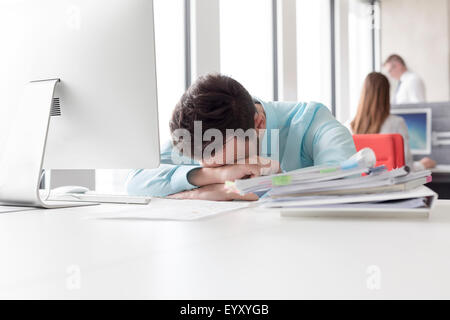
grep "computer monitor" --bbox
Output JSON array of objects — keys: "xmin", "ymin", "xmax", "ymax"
[
  {"xmin": 391, "ymin": 108, "xmax": 432, "ymax": 155},
  {"xmin": 0, "ymin": 0, "xmax": 160, "ymax": 207},
  {"xmin": 0, "ymin": 0, "xmax": 160, "ymax": 170}
]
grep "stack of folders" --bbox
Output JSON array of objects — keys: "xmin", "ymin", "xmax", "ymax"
[{"xmin": 232, "ymin": 149, "xmax": 438, "ymax": 218}]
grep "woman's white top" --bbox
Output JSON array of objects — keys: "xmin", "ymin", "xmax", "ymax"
[{"xmin": 379, "ymin": 115, "xmax": 424, "ymax": 171}]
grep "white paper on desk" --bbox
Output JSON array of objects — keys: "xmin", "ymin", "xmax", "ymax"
[
  {"xmin": 87, "ymin": 198, "xmax": 251, "ymax": 221},
  {"xmin": 0, "ymin": 206, "xmax": 37, "ymax": 214}
]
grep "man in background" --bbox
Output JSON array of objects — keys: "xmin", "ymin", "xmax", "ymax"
[{"xmin": 384, "ymin": 54, "xmax": 426, "ymax": 104}]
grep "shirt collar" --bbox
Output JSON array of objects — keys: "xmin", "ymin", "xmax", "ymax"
[
  {"xmin": 253, "ymin": 97, "xmax": 278, "ymax": 131},
  {"xmin": 253, "ymin": 97, "xmax": 278, "ymax": 158}
]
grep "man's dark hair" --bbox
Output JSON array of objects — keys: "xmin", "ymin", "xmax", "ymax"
[
  {"xmin": 169, "ymin": 73, "xmax": 257, "ymax": 157},
  {"xmin": 384, "ymin": 54, "xmax": 406, "ymax": 67}
]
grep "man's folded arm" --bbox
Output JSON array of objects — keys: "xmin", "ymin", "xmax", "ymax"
[
  {"xmin": 126, "ymin": 141, "xmax": 201, "ymax": 197},
  {"xmin": 126, "ymin": 165, "xmax": 200, "ymax": 197}
]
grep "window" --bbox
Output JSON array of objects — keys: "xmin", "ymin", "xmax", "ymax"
[
  {"xmin": 348, "ymin": 0, "xmax": 375, "ymax": 119},
  {"xmin": 220, "ymin": 0, "xmax": 274, "ymax": 101},
  {"xmin": 96, "ymin": 0, "xmax": 186, "ymax": 193},
  {"xmin": 296, "ymin": 0, "xmax": 332, "ymax": 109},
  {"xmin": 154, "ymin": 0, "xmax": 186, "ymax": 144}
]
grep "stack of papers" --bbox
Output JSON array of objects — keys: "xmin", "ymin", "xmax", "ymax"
[
  {"xmin": 231, "ymin": 149, "xmax": 437, "ymax": 217},
  {"xmin": 268, "ymin": 167, "xmax": 431, "ymax": 198}
]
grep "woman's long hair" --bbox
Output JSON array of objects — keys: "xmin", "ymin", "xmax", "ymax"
[{"xmin": 351, "ymin": 72, "xmax": 391, "ymax": 134}]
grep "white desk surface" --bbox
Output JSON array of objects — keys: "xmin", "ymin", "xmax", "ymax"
[
  {"xmin": 432, "ymin": 164, "xmax": 450, "ymax": 173},
  {"xmin": 1, "ymin": 200, "xmax": 450, "ymax": 300}
]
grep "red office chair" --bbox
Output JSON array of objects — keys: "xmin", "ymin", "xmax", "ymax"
[{"xmin": 353, "ymin": 134, "xmax": 405, "ymax": 171}]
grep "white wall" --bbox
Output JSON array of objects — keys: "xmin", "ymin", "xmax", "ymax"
[{"xmin": 381, "ymin": 0, "xmax": 450, "ymax": 102}]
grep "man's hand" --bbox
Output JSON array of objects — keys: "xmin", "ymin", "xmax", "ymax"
[
  {"xmin": 188, "ymin": 157, "xmax": 281, "ymax": 187},
  {"xmin": 167, "ymin": 184, "xmax": 259, "ymax": 202},
  {"xmin": 420, "ymin": 157, "xmax": 436, "ymax": 169},
  {"xmin": 188, "ymin": 164, "xmax": 262, "ymax": 187}
]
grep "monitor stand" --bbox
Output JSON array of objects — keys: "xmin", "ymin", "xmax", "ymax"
[{"xmin": 0, "ymin": 79, "xmax": 96, "ymax": 209}]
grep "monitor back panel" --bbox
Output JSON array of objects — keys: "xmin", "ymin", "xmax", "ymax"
[{"xmin": 0, "ymin": 0, "xmax": 160, "ymax": 170}]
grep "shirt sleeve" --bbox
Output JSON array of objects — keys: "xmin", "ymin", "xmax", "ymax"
[
  {"xmin": 126, "ymin": 141, "xmax": 200, "ymax": 197},
  {"xmin": 408, "ymin": 77, "xmax": 426, "ymax": 103},
  {"xmin": 305, "ymin": 106, "xmax": 357, "ymax": 166}
]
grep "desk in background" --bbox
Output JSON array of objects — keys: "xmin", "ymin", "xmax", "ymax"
[
  {"xmin": 429, "ymin": 165, "xmax": 450, "ymax": 199},
  {"xmin": 392, "ymin": 102, "xmax": 450, "ymax": 199}
]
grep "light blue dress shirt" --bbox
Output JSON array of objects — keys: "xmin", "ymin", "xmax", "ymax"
[{"xmin": 127, "ymin": 99, "xmax": 356, "ymax": 197}]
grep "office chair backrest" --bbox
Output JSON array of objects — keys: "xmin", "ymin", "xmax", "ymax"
[{"xmin": 353, "ymin": 134, "xmax": 405, "ymax": 170}]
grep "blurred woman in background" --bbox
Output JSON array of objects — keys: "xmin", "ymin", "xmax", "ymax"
[{"xmin": 350, "ymin": 72, "xmax": 435, "ymax": 170}]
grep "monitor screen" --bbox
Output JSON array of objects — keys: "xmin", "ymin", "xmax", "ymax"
[{"xmin": 392, "ymin": 108, "xmax": 432, "ymax": 155}]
